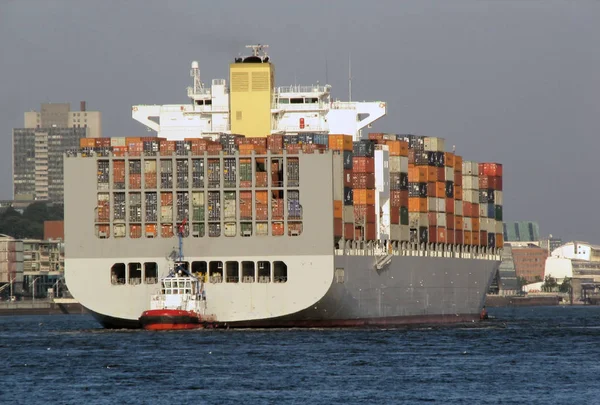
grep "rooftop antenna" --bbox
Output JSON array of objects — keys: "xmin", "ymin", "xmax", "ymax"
[
  {"xmin": 246, "ymin": 44, "xmax": 269, "ymax": 58},
  {"xmin": 348, "ymin": 52, "xmax": 352, "ymax": 102}
]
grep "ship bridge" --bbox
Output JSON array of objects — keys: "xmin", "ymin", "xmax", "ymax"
[{"xmin": 132, "ymin": 46, "xmax": 386, "ymax": 141}]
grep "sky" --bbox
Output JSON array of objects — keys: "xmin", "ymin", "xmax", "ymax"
[{"xmin": 0, "ymin": 0, "xmax": 598, "ymax": 243}]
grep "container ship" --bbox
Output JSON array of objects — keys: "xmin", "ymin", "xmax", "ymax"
[{"xmin": 64, "ymin": 45, "xmax": 503, "ymax": 328}]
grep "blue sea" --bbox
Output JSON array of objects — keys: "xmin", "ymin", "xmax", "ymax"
[{"xmin": 2, "ymin": 306, "xmax": 600, "ymax": 404}]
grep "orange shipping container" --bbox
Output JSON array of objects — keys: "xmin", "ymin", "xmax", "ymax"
[
  {"xmin": 454, "ymin": 155, "xmax": 463, "ymax": 170},
  {"xmin": 354, "ymin": 189, "xmax": 376, "ymax": 205},
  {"xmin": 145, "ymin": 224, "xmax": 157, "ymax": 237},
  {"xmin": 129, "ymin": 173, "xmax": 141, "ymax": 189},
  {"xmin": 464, "ymin": 230, "xmax": 472, "ymax": 245},
  {"xmin": 472, "ymin": 231, "xmax": 480, "ymax": 246},
  {"xmin": 334, "ymin": 200, "xmax": 343, "ymax": 219},
  {"xmin": 256, "ymin": 191, "xmax": 268, "ymax": 205},
  {"xmin": 161, "ymin": 224, "xmax": 174, "ymax": 238},
  {"xmin": 472, "ymin": 217, "xmax": 480, "ymax": 232},
  {"xmin": 445, "ymin": 153, "xmax": 455, "ymax": 168},
  {"xmin": 256, "ymin": 205, "xmax": 268, "ymax": 220},
  {"xmin": 130, "ymin": 225, "xmax": 142, "ymax": 239},
  {"xmin": 255, "ymin": 172, "xmax": 268, "ymax": 187},
  {"xmin": 79, "ymin": 138, "xmax": 96, "ymax": 148},
  {"xmin": 437, "ymin": 167, "xmax": 446, "ymax": 182},
  {"xmin": 409, "ymin": 166, "xmax": 428, "ymax": 182},
  {"xmin": 344, "ymin": 223, "xmax": 355, "ymax": 239},
  {"xmin": 455, "ymin": 216, "xmax": 464, "ymax": 230},
  {"xmin": 427, "ymin": 167, "xmax": 438, "ymax": 182},
  {"xmin": 409, "ymin": 197, "xmax": 428, "ymax": 213},
  {"xmin": 429, "ymin": 226, "xmax": 446, "ymax": 244},
  {"xmin": 113, "ymin": 161, "xmax": 125, "ymax": 183},
  {"xmin": 436, "ymin": 182, "xmax": 445, "ymax": 198},
  {"xmin": 480, "ymin": 231, "xmax": 488, "ymax": 247},
  {"xmin": 272, "ymin": 222, "xmax": 284, "ymax": 236},
  {"xmin": 454, "ymin": 185, "xmax": 462, "ymax": 200},
  {"xmin": 384, "ymin": 140, "xmax": 401, "ymax": 156},
  {"xmin": 496, "ymin": 233, "xmax": 504, "ymax": 248},
  {"xmin": 161, "ymin": 192, "xmax": 173, "ymax": 206},
  {"xmin": 328, "ymin": 134, "xmax": 353, "ymax": 151}
]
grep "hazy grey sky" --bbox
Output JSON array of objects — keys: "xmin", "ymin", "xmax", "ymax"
[{"xmin": 1, "ymin": 0, "xmax": 598, "ymax": 243}]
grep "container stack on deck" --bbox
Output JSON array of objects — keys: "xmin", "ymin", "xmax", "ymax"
[{"xmin": 85, "ymin": 132, "xmax": 502, "ymax": 249}]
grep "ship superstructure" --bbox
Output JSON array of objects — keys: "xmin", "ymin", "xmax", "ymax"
[
  {"xmin": 131, "ymin": 45, "xmax": 385, "ymax": 141},
  {"xmin": 65, "ymin": 46, "xmax": 503, "ymax": 329}
]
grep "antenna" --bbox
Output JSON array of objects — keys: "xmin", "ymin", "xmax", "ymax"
[
  {"xmin": 245, "ymin": 44, "xmax": 269, "ymax": 57},
  {"xmin": 348, "ymin": 53, "xmax": 352, "ymax": 102}
]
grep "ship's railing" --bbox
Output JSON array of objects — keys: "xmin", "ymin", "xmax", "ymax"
[
  {"xmin": 334, "ymin": 241, "xmax": 502, "ymax": 261},
  {"xmin": 276, "ymin": 85, "xmax": 329, "ymax": 94},
  {"xmin": 187, "ymin": 86, "xmax": 212, "ymax": 98}
]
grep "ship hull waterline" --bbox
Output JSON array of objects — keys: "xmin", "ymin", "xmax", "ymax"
[{"xmin": 82, "ymin": 255, "xmax": 499, "ymax": 329}]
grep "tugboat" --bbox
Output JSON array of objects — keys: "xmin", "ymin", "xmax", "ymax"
[{"xmin": 139, "ymin": 221, "xmax": 216, "ymax": 330}]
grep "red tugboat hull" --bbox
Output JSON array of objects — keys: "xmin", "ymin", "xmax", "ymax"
[{"xmin": 139, "ymin": 309, "xmax": 209, "ymax": 331}]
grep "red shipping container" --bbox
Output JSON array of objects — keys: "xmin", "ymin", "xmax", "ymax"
[
  {"xmin": 365, "ymin": 222, "xmax": 377, "ymax": 241},
  {"xmin": 129, "ymin": 173, "xmax": 141, "ymax": 189},
  {"xmin": 334, "ymin": 218, "xmax": 343, "ymax": 237},
  {"xmin": 255, "ymin": 172, "xmax": 268, "ymax": 188},
  {"xmin": 368, "ymin": 133, "xmax": 384, "ymax": 141},
  {"xmin": 428, "ymin": 212, "xmax": 437, "ymax": 227},
  {"xmin": 482, "ymin": 163, "xmax": 503, "ymax": 177},
  {"xmin": 480, "ymin": 231, "xmax": 488, "ymax": 247},
  {"xmin": 454, "ymin": 171, "xmax": 462, "ymax": 186},
  {"xmin": 268, "ymin": 135, "xmax": 284, "ymax": 151},
  {"xmin": 455, "ymin": 229, "xmax": 464, "ymax": 245},
  {"xmin": 446, "ymin": 198, "xmax": 454, "ymax": 214},
  {"xmin": 391, "ymin": 207, "xmax": 400, "ymax": 224},
  {"xmin": 446, "ymin": 230, "xmax": 455, "ymax": 244},
  {"xmin": 256, "ymin": 205, "xmax": 268, "ymax": 221},
  {"xmin": 344, "ymin": 170, "xmax": 353, "ymax": 188},
  {"xmin": 400, "ymin": 190, "xmax": 409, "ymax": 206},
  {"xmin": 272, "ymin": 222, "xmax": 284, "ymax": 236},
  {"xmin": 351, "ymin": 172, "xmax": 375, "ymax": 189},
  {"xmin": 446, "ymin": 213, "xmax": 455, "ymax": 229},
  {"xmin": 354, "ymin": 204, "xmax": 377, "ymax": 223},
  {"xmin": 390, "ymin": 190, "xmax": 403, "ymax": 207},
  {"xmin": 344, "ymin": 223, "xmax": 355, "ymax": 239},
  {"xmin": 464, "ymin": 230, "xmax": 472, "ymax": 245},
  {"xmin": 271, "ymin": 199, "xmax": 284, "ymax": 219},
  {"xmin": 352, "ymin": 157, "xmax": 375, "ymax": 173}
]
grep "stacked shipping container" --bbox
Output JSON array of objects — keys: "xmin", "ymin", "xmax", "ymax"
[{"xmin": 87, "ymin": 133, "xmax": 502, "ymax": 247}]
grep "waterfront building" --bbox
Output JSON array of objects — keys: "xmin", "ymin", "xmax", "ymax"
[
  {"xmin": 503, "ymin": 221, "xmax": 540, "ymax": 242},
  {"xmin": 13, "ymin": 102, "xmax": 102, "ymax": 202}
]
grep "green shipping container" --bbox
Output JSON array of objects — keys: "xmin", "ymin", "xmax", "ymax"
[
  {"xmin": 192, "ymin": 223, "xmax": 205, "ymax": 237},
  {"xmin": 400, "ymin": 206, "xmax": 409, "ymax": 226},
  {"xmin": 192, "ymin": 206, "xmax": 204, "ymax": 221},
  {"xmin": 495, "ymin": 205, "xmax": 503, "ymax": 221},
  {"xmin": 241, "ymin": 222, "xmax": 252, "ymax": 236},
  {"xmin": 240, "ymin": 162, "xmax": 252, "ymax": 181}
]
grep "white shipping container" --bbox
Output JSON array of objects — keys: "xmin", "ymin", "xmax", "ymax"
[
  {"xmin": 400, "ymin": 156, "xmax": 409, "ymax": 173},
  {"xmin": 389, "ymin": 156, "xmax": 401, "ymax": 173},
  {"xmin": 479, "ymin": 203, "xmax": 488, "ymax": 218},
  {"xmin": 445, "ymin": 167, "xmax": 454, "ymax": 181},
  {"xmin": 224, "ymin": 223, "xmax": 236, "ymax": 237},
  {"xmin": 463, "ymin": 175, "xmax": 479, "ymax": 191},
  {"xmin": 462, "ymin": 161, "xmax": 479, "ymax": 176},
  {"xmin": 114, "ymin": 224, "xmax": 126, "ymax": 238},
  {"xmin": 436, "ymin": 213, "xmax": 447, "ymax": 228},
  {"xmin": 223, "ymin": 200, "xmax": 236, "ymax": 220},
  {"xmin": 494, "ymin": 191, "xmax": 503, "ymax": 206},
  {"xmin": 192, "ymin": 191, "xmax": 205, "ymax": 206},
  {"xmin": 463, "ymin": 217, "xmax": 472, "ymax": 231},
  {"xmin": 495, "ymin": 221, "xmax": 503, "ymax": 234},
  {"xmin": 98, "ymin": 193, "xmax": 109, "ymax": 202},
  {"xmin": 390, "ymin": 224, "xmax": 410, "ymax": 241},
  {"xmin": 344, "ymin": 206, "xmax": 354, "ymax": 223},
  {"xmin": 424, "ymin": 136, "xmax": 445, "ymax": 152},
  {"xmin": 160, "ymin": 206, "xmax": 173, "ymax": 222},
  {"xmin": 144, "ymin": 160, "xmax": 157, "ymax": 174},
  {"xmin": 455, "ymin": 201, "xmax": 463, "ymax": 216},
  {"xmin": 111, "ymin": 137, "xmax": 126, "ymax": 147},
  {"xmin": 256, "ymin": 222, "xmax": 268, "ymax": 236},
  {"xmin": 428, "ymin": 197, "xmax": 446, "ymax": 212},
  {"xmin": 409, "ymin": 213, "xmax": 428, "ymax": 228}
]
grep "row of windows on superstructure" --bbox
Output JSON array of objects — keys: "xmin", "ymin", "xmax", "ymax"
[{"xmin": 110, "ymin": 260, "xmax": 288, "ymax": 286}]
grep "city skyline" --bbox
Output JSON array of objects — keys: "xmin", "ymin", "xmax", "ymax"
[{"xmin": 1, "ymin": 1, "xmax": 598, "ymax": 243}]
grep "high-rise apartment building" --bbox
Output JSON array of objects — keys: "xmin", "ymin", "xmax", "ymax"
[
  {"xmin": 503, "ymin": 221, "xmax": 540, "ymax": 242},
  {"xmin": 13, "ymin": 102, "xmax": 102, "ymax": 202}
]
